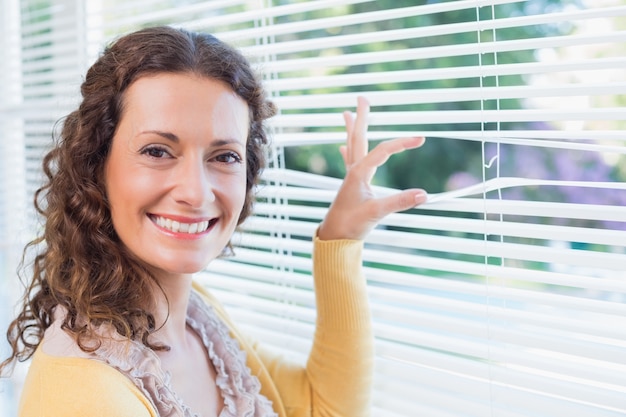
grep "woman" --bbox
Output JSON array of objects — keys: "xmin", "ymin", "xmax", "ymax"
[{"xmin": 1, "ymin": 26, "xmax": 427, "ymax": 416}]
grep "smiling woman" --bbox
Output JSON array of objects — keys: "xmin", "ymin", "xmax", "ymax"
[
  {"xmin": 2, "ymin": 1, "xmax": 626, "ymax": 416},
  {"xmin": 0, "ymin": 26, "xmax": 427, "ymax": 417}
]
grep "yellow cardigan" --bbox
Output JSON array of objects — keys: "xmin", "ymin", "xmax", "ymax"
[{"xmin": 19, "ymin": 237, "xmax": 373, "ymax": 417}]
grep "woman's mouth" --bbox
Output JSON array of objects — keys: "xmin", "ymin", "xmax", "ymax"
[{"xmin": 149, "ymin": 215, "xmax": 217, "ymax": 234}]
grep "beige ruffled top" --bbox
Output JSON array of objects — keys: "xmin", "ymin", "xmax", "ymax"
[{"xmin": 68, "ymin": 291, "xmax": 278, "ymax": 417}]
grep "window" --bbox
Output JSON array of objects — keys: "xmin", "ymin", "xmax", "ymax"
[{"xmin": 1, "ymin": 1, "xmax": 625, "ymax": 416}]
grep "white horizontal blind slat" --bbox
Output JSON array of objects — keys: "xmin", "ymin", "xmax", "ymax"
[
  {"xmin": 272, "ymin": 83, "xmax": 626, "ymax": 109},
  {"xmin": 265, "ymin": 56, "xmax": 626, "ymax": 91},
  {"xmin": 271, "ymin": 130, "xmax": 626, "ymax": 147},
  {"xmin": 270, "ymin": 108, "xmax": 626, "ymax": 126}
]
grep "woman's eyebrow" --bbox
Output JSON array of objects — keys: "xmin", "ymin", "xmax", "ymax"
[
  {"xmin": 139, "ymin": 130, "xmax": 245, "ymax": 146},
  {"xmin": 139, "ymin": 130, "xmax": 180, "ymax": 143}
]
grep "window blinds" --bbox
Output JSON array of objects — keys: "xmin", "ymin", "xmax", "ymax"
[
  {"xmin": 1, "ymin": 2, "xmax": 84, "ymax": 414},
  {"xmin": 2, "ymin": 1, "xmax": 625, "ymax": 416}
]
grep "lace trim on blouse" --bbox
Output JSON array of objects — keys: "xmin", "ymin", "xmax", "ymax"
[{"xmin": 86, "ymin": 291, "xmax": 278, "ymax": 417}]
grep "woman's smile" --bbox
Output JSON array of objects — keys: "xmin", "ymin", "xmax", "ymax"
[{"xmin": 149, "ymin": 214, "xmax": 218, "ymax": 237}]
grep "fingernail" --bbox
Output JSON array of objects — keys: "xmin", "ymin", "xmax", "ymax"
[{"xmin": 415, "ymin": 190, "xmax": 428, "ymax": 204}]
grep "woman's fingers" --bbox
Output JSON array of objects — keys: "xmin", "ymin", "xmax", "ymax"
[
  {"xmin": 368, "ymin": 136, "xmax": 425, "ymax": 165},
  {"xmin": 372, "ymin": 188, "xmax": 428, "ymax": 219},
  {"xmin": 344, "ymin": 96, "xmax": 370, "ymax": 166},
  {"xmin": 339, "ymin": 144, "xmax": 348, "ymax": 166},
  {"xmin": 342, "ymin": 111, "xmax": 354, "ymax": 138},
  {"xmin": 353, "ymin": 136, "xmax": 425, "ymax": 183}
]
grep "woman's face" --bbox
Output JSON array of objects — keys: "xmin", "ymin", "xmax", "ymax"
[{"xmin": 104, "ymin": 73, "xmax": 249, "ymax": 280}]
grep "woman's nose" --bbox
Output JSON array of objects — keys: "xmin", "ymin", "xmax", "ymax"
[{"xmin": 171, "ymin": 157, "xmax": 216, "ymax": 208}]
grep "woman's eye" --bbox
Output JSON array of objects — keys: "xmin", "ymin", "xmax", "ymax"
[
  {"xmin": 215, "ymin": 151, "xmax": 242, "ymax": 164},
  {"xmin": 141, "ymin": 146, "xmax": 170, "ymax": 159}
]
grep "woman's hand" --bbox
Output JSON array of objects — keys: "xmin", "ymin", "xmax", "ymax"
[{"xmin": 318, "ymin": 97, "xmax": 427, "ymax": 241}]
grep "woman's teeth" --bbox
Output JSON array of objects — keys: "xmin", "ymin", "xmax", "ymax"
[{"xmin": 153, "ymin": 216, "xmax": 211, "ymax": 234}]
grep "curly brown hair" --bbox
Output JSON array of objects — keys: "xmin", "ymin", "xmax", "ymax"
[{"xmin": 1, "ymin": 26, "xmax": 276, "ymax": 373}]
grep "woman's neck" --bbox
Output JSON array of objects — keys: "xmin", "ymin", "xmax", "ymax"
[{"xmin": 149, "ymin": 273, "xmax": 194, "ymax": 351}]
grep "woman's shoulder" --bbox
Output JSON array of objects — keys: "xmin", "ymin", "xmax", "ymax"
[
  {"xmin": 21, "ymin": 350, "xmax": 155, "ymax": 417},
  {"xmin": 34, "ymin": 307, "xmax": 149, "ymax": 393},
  {"xmin": 33, "ymin": 312, "xmax": 138, "ymax": 387},
  {"xmin": 29, "ymin": 342, "xmax": 128, "ymax": 382},
  {"xmin": 22, "ymin": 328, "xmax": 156, "ymax": 417}
]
